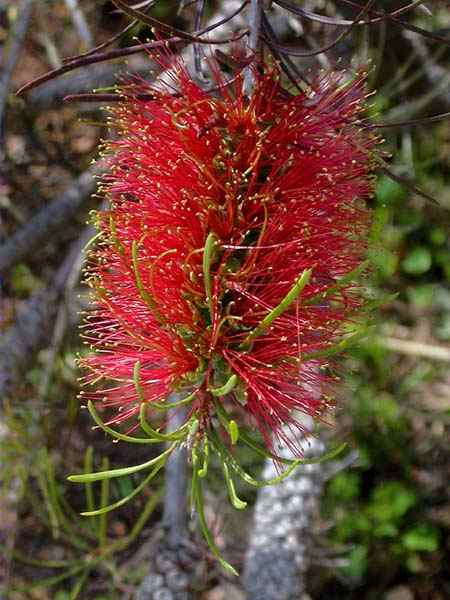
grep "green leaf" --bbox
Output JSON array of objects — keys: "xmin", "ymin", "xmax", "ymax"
[
  {"xmin": 210, "ymin": 430, "xmax": 346, "ymax": 488},
  {"xmin": 340, "ymin": 544, "xmax": 368, "ymax": 580},
  {"xmin": 98, "ymin": 457, "xmax": 109, "ymax": 547},
  {"xmin": 373, "ymin": 522, "xmax": 398, "ymax": 538},
  {"xmin": 198, "ymin": 439, "xmax": 209, "ymax": 478},
  {"xmin": 242, "ymin": 269, "xmax": 312, "ymax": 344},
  {"xmin": 68, "ymin": 444, "xmax": 175, "ymax": 483},
  {"xmin": 203, "ymin": 232, "xmax": 219, "ymax": 317},
  {"xmin": 368, "ymin": 482, "xmax": 416, "ymax": 522},
  {"xmin": 406, "ymin": 284, "xmax": 434, "ymax": 309},
  {"xmin": 406, "ymin": 553, "xmax": 424, "ymax": 573},
  {"xmin": 88, "ymin": 401, "xmax": 159, "ymax": 444},
  {"xmin": 401, "ymin": 525, "xmax": 439, "ymax": 552},
  {"xmin": 368, "ymin": 247, "xmax": 398, "ymax": 278},
  {"xmin": 134, "ymin": 361, "xmax": 198, "ymax": 411},
  {"xmin": 81, "ymin": 460, "xmax": 164, "ymax": 516},
  {"xmin": 334, "ymin": 513, "xmax": 371, "ymax": 541},
  {"xmin": 151, "ymin": 389, "xmax": 199, "ymax": 411},
  {"xmin": 222, "ymin": 461, "xmax": 247, "ymax": 510},
  {"xmin": 327, "ymin": 472, "xmax": 361, "ymax": 502},
  {"xmin": 131, "ymin": 240, "xmax": 156, "ymax": 309},
  {"xmin": 376, "ymin": 176, "xmax": 405, "ymax": 205},
  {"xmin": 401, "ymin": 247, "xmax": 432, "ymax": 275},
  {"xmin": 68, "ymin": 568, "xmax": 90, "ymax": 600},
  {"xmin": 209, "ymin": 373, "xmax": 238, "ymax": 397},
  {"xmin": 40, "ymin": 449, "xmax": 89, "ymax": 551},
  {"xmin": 305, "ymin": 262, "xmax": 367, "ymax": 305},
  {"xmin": 139, "ymin": 403, "xmax": 191, "ymax": 441},
  {"xmin": 429, "ymin": 226, "xmax": 446, "ymax": 246},
  {"xmin": 83, "ymin": 446, "xmax": 97, "ymax": 530},
  {"xmin": 191, "ymin": 454, "xmax": 238, "ymax": 576},
  {"xmin": 300, "ymin": 329, "xmax": 370, "ymax": 362},
  {"xmin": 229, "ymin": 420, "xmax": 239, "ymax": 445},
  {"xmin": 214, "ymin": 399, "xmax": 346, "ymax": 466},
  {"xmin": 11, "ymin": 263, "xmax": 43, "ymax": 296},
  {"xmin": 82, "ymin": 230, "xmax": 102, "ymax": 252}
]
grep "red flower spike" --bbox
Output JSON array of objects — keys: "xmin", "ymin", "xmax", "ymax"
[{"xmin": 80, "ymin": 61, "xmax": 376, "ymax": 451}]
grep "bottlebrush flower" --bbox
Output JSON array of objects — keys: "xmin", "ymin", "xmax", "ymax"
[{"xmin": 80, "ymin": 61, "xmax": 376, "ymax": 452}]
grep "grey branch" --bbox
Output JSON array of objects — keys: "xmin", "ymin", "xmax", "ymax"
[
  {"xmin": 0, "ymin": 224, "xmax": 93, "ymax": 401},
  {"xmin": 0, "ymin": 166, "xmax": 99, "ymax": 273},
  {"xmin": 163, "ymin": 396, "xmax": 189, "ymax": 550},
  {"xmin": 135, "ymin": 395, "xmax": 194, "ymax": 600},
  {"xmin": 243, "ymin": 417, "xmax": 326, "ymax": 600}
]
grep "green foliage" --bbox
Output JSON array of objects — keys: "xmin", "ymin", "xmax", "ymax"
[
  {"xmin": 10, "ymin": 263, "xmax": 43, "ymax": 296},
  {"xmin": 401, "ymin": 247, "xmax": 432, "ymax": 275},
  {"xmin": 401, "ymin": 525, "xmax": 440, "ymax": 553},
  {"xmin": 323, "ymin": 124, "xmax": 449, "ymax": 592},
  {"xmin": 7, "ymin": 443, "xmax": 162, "ymax": 598}
]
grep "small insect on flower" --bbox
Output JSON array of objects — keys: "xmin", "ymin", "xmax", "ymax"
[{"xmin": 79, "ymin": 58, "xmax": 377, "ymax": 455}]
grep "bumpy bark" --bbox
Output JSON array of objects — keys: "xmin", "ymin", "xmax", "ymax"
[
  {"xmin": 135, "ymin": 531, "xmax": 202, "ymax": 600},
  {"xmin": 243, "ymin": 418, "xmax": 325, "ymax": 600}
]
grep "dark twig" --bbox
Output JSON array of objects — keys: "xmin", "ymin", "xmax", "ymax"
[
  {"xmin": 16, "ymin": 39, "xmax": 183, "ymax": 97},
  {"xmin": 26, "ymin": 57, "xmax": 152, "ymax": 108},
  {"xmin": 334, "ymin": 0, "xmax": 450, "ymax": 45},
  {"xmin": 261, "ymin": 11, "xmax": 309, "ymax": 91},
  {"xmin": 62, "ymin": 20, "xmax": 139, "ymax": 64},
  {"xmin": 274, "ymin": 0, "xmax": 430, "ymax": 27},
  {"xmin": 112, "ymin": 0, "xmax": 247, "ymax": 45},
  {"xmin": 17, "ymin": 1, "xmax": 249, "ymax": 98},
  {"xmin": 263, "ymin": 0, "xmax": 377, "ymax": 58},
  {"xmin": 379, "ymin": 165, "xmax": 440, "ymax": 206},
  {"xmin": 0, "ymin": 166, "xmax": 99, "ymax": 273},
  {"xmin": 369, "ymin": 111, "xmax": 450, "ymax": 129}
]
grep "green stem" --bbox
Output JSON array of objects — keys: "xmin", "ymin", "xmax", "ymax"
[
  {"xmin": 203, "ymin": 232, "xmax": 218, "ymax": 318},
  {"xmin": 68, "ymin": 444, "xmax": 176, "ymax": 483},
  {"xmin": 242, "ymin": 269, "xmax": 312, "ymax": 345}
]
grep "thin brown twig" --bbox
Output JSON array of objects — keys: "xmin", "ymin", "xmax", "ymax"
[
  {"xmin": 334, "ymin": 0, "xmax": 450, "ymax": 45},
  {"xmin": 274, "ymin": 0, "xmax": 431, "ymax": 27},
  {"xmin": 16, "ymin": 1, "xmax": 250, "ymax": 97},
  {"xmin": 263, "ymin": 0, "xmax": 378, "ymax": 58},
  {"xmin": 368, "ymin": 111, "xmax": 450, "ymax": 129}
]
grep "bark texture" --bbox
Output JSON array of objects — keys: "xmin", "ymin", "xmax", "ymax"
[{"xmin": 243, "ymin": 419, "xmax": 325, "ymax": 600}]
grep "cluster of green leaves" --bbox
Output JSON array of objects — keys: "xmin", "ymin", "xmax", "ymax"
[
  {"xmin": 0, "ymin": 351, "xmax": 163, "ymax": 599},
  {"xmin": 321, "ymin": 131, "xmax": 449, "ymax": 594},
  {"xmin": 322, "ymin": 339, "xmax": 444, "ymax": 589},
  {"xmin": 12, "ymin": 447, "xmax": 162, "ymax": 599}
]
